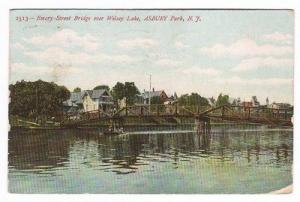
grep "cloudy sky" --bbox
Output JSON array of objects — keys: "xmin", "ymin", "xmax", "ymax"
[{"xmin": 10, "ymin": 10, "xmax": 294, "ymax": 104}]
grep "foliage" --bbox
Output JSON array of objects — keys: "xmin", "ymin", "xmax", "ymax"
[
  {"xmin": 9, "ymin": 80, "xmax": 70, "ymax": 120},
  {"xmin": 178, "ymin": 93, "xmax": 209, "ymax": 106},
  {"xmin": 93, "ymin": 85, "xmax": 110, "ymax": 92},
  {"xmin": 111, "ymin": 82, "xmax": 140, "ymax": 106},
  {"xmin": 73, "ymin": 87, "xmax": 81, "ymax": 92},
  {"xmin": 112, "ymin": 82, "xmax": 125, "ymax": 101},
  {"xmin": 216, "ymin": 93, "xmax": 230, "ymax": 106}
]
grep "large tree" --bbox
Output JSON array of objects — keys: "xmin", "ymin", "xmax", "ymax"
[
  {"xmin": 178, "ymin": 93, "xmax": 209, "ymax": 106},
  {"xmin": 111, "ymin": 82, "xmax": 125, "ymax": 101},
  {"xmin": 216, "ymin": 93, "xmax": 230, "ymax": 107},
  {"xmin": 124, "ymin": 82, "xmax": 140, "ymax": 105},
  {"xmin": 93, "ymin": 85, "xmax": 110, "ymax": 91},
  {"xmin": 111, "ymin": 82, "xmax": 140, "ymax": 106},
  {"xmin": 9, "ymin": 80, "xmax": 70, "ymax": 120}
]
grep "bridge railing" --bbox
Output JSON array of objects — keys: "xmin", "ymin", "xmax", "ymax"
[
  {"xmin": 216, "ymin": 105, "xmax": 293, "ymax": 121},
  {"xmin": 62, "ymin": 104, "xmax": 293, "ymax": 126},
  {"xmin": 117, "ymin": 104, "xmax": 176, "ymax": 116},
  {"xmin": 62, "ymin": 109, "xmax": 112, "ymax": 124},
  {"xmin": 114, "ymin": 104, "xmax": 212, "ymax": 117}
]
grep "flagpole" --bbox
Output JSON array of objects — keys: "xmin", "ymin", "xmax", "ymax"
[{"xmin": 149, "ymin": 74, "xmax": 151, "ymax": 113}]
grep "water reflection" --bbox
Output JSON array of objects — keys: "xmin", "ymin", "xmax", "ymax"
[{"xmin": 9, "ymin": 125, "xmax": 293, "ymax": 176}]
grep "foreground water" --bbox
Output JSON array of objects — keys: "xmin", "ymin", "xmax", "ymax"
[{"xmin": 8, "ymin": 124, "xmax": 293, "ymax": 194}]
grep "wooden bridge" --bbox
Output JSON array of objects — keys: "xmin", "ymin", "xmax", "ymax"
[{"xmin": 62, "ymin": 104, "xmax": 293, "ymax": 128}]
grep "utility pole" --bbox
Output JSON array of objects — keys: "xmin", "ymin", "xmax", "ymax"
[
  {"xmin": 149, "ymin": 74, "xmax": 151, "ymax": 113},
  {"xmin": 35, "ymin": 88, "xmax": 38, "ymax": 122}
]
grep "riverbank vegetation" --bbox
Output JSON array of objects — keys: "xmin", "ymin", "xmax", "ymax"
[
  {"xmin": 9, "ymin": 80, "xmax": 234, "ymax": 127},
  {"xmin": 9, "ymin": 80, "xmax": 70, "ymax": 124}
]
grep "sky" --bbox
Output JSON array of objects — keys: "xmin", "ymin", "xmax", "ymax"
[{"xmin": 9, "ymin": 9, "xmax": 294, "ymax": 104}]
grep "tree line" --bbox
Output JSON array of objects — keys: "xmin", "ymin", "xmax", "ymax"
[
  {"xmin": 9, "ymin": 80, "xmax": 70, "ymax": 122},
  {"xmin": 9, "ymin": 80, "xmax": 230, "ymax": 120}
]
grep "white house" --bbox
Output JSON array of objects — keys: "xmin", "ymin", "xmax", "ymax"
[{"xmin": 63, "ymin": 89, "xmax": 114, "ymax": 113}]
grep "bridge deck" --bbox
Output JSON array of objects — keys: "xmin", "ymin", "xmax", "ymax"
[{"xmin": 62, "ymin": 104, "xmax": 293, "ymax": 127}]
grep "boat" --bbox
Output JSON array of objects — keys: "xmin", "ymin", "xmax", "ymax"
[
  {"xmin": 102, "ymin": 127, "xmax": 124, "ymax": 136},
  {"xmin": 103, "ymin": 131, "xmax": 121, "ymax": 136}
]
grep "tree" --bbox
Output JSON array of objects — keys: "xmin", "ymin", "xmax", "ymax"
[
  {"xmin": 111, "ymin": 82, "xmax": 140, "ymax": 106},
  {"xmin": 232, "ymin": 99, "xmax": 237, "ymax": 106},
  {"xmin": 9, "ymin": 80, "xmax": 70, "ymax": 121},
  {"xmin": 124, "ymin": 82, "xmax": 140, "ymax": 105},
  {"xmin": 73, "ymin": 87, "xmax": 81, "ymax": 92},
  {"xmin": 178, "ymin": 93, "xmax": 209, "ymax": 106},
  {"xmin": 216, "ymin": 93, "xmax": 230, "ymax": 107},
  {"xmin": 93, "ymin": 85, "xmax": 110, "ymax": 91},
  {"xmin": 112, "ymin": 82, "xmax": 125, "ymax": 101}
]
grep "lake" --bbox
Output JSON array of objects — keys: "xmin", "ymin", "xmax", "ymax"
[{"xmin": 8, "ymin": 124, "xmax": 293, "ymax": 194}]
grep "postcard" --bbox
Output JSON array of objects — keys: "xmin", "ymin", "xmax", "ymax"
[{"xmin": 8, "ymin": 9, "xmax": 294, "ymax": 194}]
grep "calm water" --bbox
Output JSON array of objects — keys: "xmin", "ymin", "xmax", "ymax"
[{"xmin": 8, "ymin": 124, "xmax": 293, "ymax": 194}]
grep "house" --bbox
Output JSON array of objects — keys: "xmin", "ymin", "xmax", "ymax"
[
  {"xmin": 164, "ymin": 92, "xmax": 178, "ymax": 105},
  {"xmin": 141, "ymin": 88, "xmax": 168, "ymax": 104},
  {"xmin": 63, "ymin": 91, "xmax": 84, "ymax": 114},
  {"xmin": 270, "ymin": 102, "xmax": 293, "ymax": 118},
  {"xmin": 241, "ymin": 101, "xmax": 253, "ymax": 108},
  {"xmin": 63, "ymin": 89, "xmax": 114, "ymax": 113},
  {"xmin": 271, "ymin": 102, "xmax": 292, "ymax": 109}
]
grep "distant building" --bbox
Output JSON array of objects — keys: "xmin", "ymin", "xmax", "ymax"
[
  {"xmin": 241, "ymin": 101, "xmax": 253, "ymax": 108},
  {"xmin": 164, "ymin": 92, "xmax": 178, "ymax": 105},
  {"xmin": 231, "ymin": 97, "xmax": 241, "ymax": 106},
  {"xmin": 271, "ymin": 102, "xmax": 292, "ymax": 109},
  {"xmin": 141, "ymin": 88, "xmax": 168, "ymax": 104},
  {"xmin": 266, "ymin": 97, "xmax": 269, "ymax": 106},
  {"xmin": 63, "ymin": 89, "xmax": 114, "ymax": 113}
]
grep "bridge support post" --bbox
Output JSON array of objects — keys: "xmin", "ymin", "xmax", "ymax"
[
  {"xmin": 221, "ymin": 106, "xmax": 225, "ymax": 118},
  {"xmin": 285, "ymin": 109, "xmax": 287, "ymax": 120},
  {"xmin": 108, "ymin": 118, "xmax": 124, "ymax": 134},
  {"xmin": 195, "ymin": 118, "xmax": 211, "ymax": 135}
]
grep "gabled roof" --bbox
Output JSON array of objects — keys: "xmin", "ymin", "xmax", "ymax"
[
  {"xmin": 91, "ymin": 89, "xmax": 109, "ymax": 98},
  {"xmin": 142, "ymin": 90, "xmax": 165, "ymax": 99},
  {"xmin": 65, "ymin": 89, "xmax": 111, "ymax": 106},
  {"xmin": 70, "ymin": 92, "xmax": 84, "ymax": 104}
]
